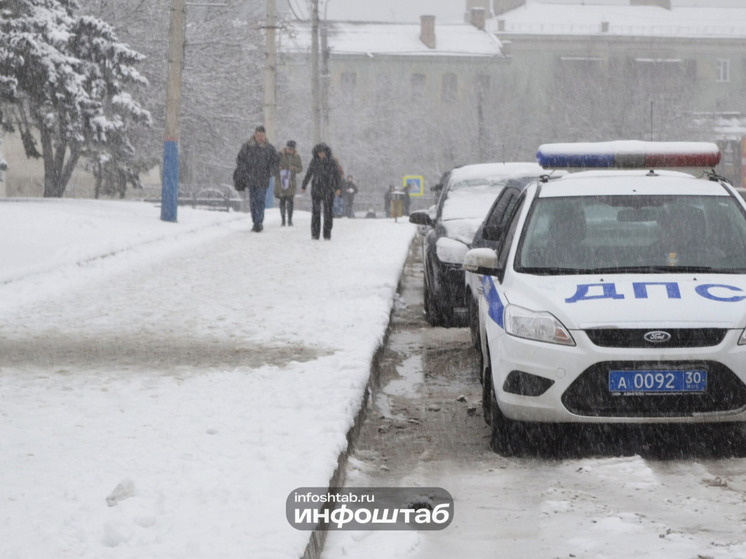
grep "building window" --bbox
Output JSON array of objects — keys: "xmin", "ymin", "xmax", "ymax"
[
  {"xmin": 411, "ymin": 73, "xmax": 426, "ymax": 100},
  {"xmin": 632, "ymin": 58, "xmax": 688, "ymax": 87},
  {"xmin": 716, "ymin": 59, "xmax": 730, "ymax": 83},
  {"xmin": 340, "ymin": 71, "xmax": 356, "ymax": 104},
  {"xmin": 441, "ymin": 72, "xmax": 457, "ymax": 103},
  {"xmin": 375, "ymin": 72, "xmax": 393, "ymax": 110}
]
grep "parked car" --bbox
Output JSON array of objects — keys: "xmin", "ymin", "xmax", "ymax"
[
  {"xmin": 465, "ymin": 141, "xmax": 746, "ymax": 455},
  {"xmin": 409, "ymin": 162, "xmax": 546, "ymax": 326}
]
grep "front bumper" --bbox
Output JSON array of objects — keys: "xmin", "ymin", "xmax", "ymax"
[
  {"xmin": 432, "ymin": 260, "xmax": 467, "ymax": 312},
  {"xmin": 488, "ymin": 327, "xmax": 746, "ymax": 424}
]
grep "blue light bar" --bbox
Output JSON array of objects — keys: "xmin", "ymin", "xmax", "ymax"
[{"xmin": 537, "ymin": 141, "xmax": 721, "ymax": 169}]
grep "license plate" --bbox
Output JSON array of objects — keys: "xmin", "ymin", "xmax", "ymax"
[{"xmin": 609, "ymin": 369, "xmax": 707, "ymax": 393}]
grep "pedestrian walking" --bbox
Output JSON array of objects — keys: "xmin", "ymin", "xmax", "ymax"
[
  {"xmin": 384, "ymin": 185, "xmax": 395, "ymax": 218},
  {"xmin": 342, "ymin": 175, "xmax": 358, "ymax": 218},
  {"xmin": 402, "ymin": 181, "xmax": 412, "ymax": 216},
  {"xmin": 234, "ymin": 125, "xmax": 278, "ymax": 232},
  {"xmin": 300, "ymin": 143, "xmax": 343, "ymax": 240},
  {"xmin": 274, "ymin": 140, "xmax": 303, "ymax": 226}
]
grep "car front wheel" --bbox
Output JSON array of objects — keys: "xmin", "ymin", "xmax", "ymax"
[
  {"xmin": 489, "ymin": 377, "xmax": 524, "ymax": 456},
  {"xmin": 468, "ymin": 293, "xmax": 480, "ymax": 350}
]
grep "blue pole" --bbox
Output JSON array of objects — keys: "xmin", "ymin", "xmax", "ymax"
[
  {"xmin": 161, "ymin": 0, "xmax": 186, "ymax": 223},
  {"xmin": 161, "ymin": 140, "xmax": 179, "ymax": 222}
]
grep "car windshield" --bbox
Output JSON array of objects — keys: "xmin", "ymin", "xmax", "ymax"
[
  {"xmin": 515, "ymin": 194, "xmax": 746, "ymax": 274},
  {"xmin": 441, "ymin": 176, "xmax": 534, "ymax": 221}
]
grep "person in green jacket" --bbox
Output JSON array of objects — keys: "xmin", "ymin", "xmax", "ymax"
[{"xmin": 274, "ymin": 140, "xmax": 303, "ymax": 226}]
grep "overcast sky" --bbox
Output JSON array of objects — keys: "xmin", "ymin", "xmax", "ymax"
[{"xmin": 282, "ymin": 0, "xmax": 746, "ymax": 23}]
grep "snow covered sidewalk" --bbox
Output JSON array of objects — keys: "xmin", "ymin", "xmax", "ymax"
[{"xmin": 0, "ymin": 199, "xmax": 416, "ymax": 559}]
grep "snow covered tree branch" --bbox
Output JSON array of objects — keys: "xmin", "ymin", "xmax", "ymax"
[{"xmin": 0, "ymin": 0, "xmax": 151, "ymax": 197}]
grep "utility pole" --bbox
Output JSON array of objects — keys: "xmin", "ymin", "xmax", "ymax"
[
  {"xmin": 320, "ymin": 23, "xmax": 329, "ymax": 140},
  {"xmin": 264, "ymin": 0, "xmax": 277, "ymax": 140},
  {"xmin": 161, "ymin": 0, "xmax": 187, "ymax": 223},
  {"xmin": 311, "ymin": 0, "xmax": 320, "ymax": 145}
]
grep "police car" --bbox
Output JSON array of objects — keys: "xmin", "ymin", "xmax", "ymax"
[{"xmin": 464, "ymin": 141, "xmax": 746, "ymax": 454}]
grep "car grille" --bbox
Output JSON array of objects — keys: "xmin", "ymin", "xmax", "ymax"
[
  {"xmin": 561, "ymin": 361, "xmax": 746, "ymax": 418},
  {"xmin": 584, "ymin": 328, "xmax": 727, "ymax": 348}
]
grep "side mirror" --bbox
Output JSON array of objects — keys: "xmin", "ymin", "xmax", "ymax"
[
  {"xmin": 482, "ymin": 224, "xmax": 504, "ymax": 242},
  {"xmin": 464, "ymin": 248, "xmax": 500, "ymax": 275},
  {"xmin": 409, "ymin": 211, "xmax": 433, "ymax": 227}
]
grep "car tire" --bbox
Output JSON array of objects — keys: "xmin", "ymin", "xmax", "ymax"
[
  {"xmin": 439, "ymin": 305, "xmax": 456, "ymax": 328},
  {"xmin": 468, "ymin": 293, "xmax": 480, "ymax": 350},
  {"xmin": 423, "ymin": 277, "xmax": 443, "ymax": 326},
  {"xmin": 489, "ymin": 378, "xmax": 523, "ymax": 456},
  {"xmin": 481, "ymin": 344, "xmax": 491, "ymax": 424}
]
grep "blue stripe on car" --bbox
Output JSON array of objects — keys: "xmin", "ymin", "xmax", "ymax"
[{"xmin": 481, "ymin": 276, "xmax": 504, "ymax": 328}]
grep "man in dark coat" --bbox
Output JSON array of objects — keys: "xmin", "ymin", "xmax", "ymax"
[
  {"xmin": 234, "ymin": 125, "xmax": 278, "ymax": 232},
  {"xmin": 341, "ymin": 174, "xmax": 358, "ymax": 218},
  {"xmin": 301, "ymin": 143, "xmax": 342, "ymax": 240}
]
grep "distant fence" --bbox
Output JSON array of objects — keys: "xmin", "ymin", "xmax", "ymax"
[
  {"xmin": 144, "ymin": 184, "xmax": 437, "ymax": 217},
  {"xmin": 290, "ymin": 189, "xmax": 436, "ymax": 217}
]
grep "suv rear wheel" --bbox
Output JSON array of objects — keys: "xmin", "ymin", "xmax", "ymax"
[{"xmin": 423, "ymin": 277, "xmax": 444, "ymax": 326}]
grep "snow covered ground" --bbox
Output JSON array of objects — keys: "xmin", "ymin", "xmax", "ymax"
[
  {"xmin": 0, "ymin": 199, "xmax": 416, "ymax": 559},
  {"xmin": 325, "ymin": 451, "xmax": 746, "ymax": 559},
  {"xmin": 4, "ymin": 198, "xmax": 746, "ymax": 559}
]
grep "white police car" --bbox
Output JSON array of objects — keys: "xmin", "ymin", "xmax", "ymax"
[{"xmin": 464, "ymin": 141, "xmax": 746, "ymax": 454}]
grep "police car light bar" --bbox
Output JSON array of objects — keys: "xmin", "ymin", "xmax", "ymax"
[{"xmin": 536, "ymin": 140, "xmax": 721, "ymax": 169}]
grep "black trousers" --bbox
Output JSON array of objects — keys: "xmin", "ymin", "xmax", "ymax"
[
  {"xmin": 279, "ymin": 196, "xmax": 294, "ymax": 222},
  {"xmin": 311, "ymin": 192, "xmax": 334, "ymax": 239}
]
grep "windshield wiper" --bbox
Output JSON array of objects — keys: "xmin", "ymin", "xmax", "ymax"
[
  {"xmin": 519, "ymin": 265, "xmax": 735, "ymax": 275},
  {"xmin": 518, "ymin": 267, "xmax": 589, "ymax": 275},
  {"xmin": 583, "ymin": 265, "xmax": 719, "ymax": 274}
]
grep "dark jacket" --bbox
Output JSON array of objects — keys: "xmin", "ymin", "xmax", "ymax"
[
  {"xmin": 274, "ymin": 148, "xmax": 303, "ymax": 198},
  {"xmin": 235, "ymin": 138, "xmax": 278, "ymax": 191},
  {"xmin": 301, "ymin": 143, "xmax": 342, "ymax": 199},
  {"xmin": 342, "ymin": 178, "xmax": 358, "ymax": 196}
]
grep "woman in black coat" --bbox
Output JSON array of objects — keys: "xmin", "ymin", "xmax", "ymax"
[{"xmin": 301, "ymin": 143, "xmax": 342, "ymax": 240}]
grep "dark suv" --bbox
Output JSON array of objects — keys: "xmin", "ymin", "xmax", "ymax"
[{"xmin": 409, "ymin": 162, "xmax": 545, "ymax": 326}]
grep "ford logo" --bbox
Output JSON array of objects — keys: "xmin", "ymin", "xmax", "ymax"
[{"xmin": 644, "ymin": 331, "xmax": 672, "ymax": 343}]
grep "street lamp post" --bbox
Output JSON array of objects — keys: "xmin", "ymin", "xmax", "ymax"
[
  {"xmin": 311, "ymin": 0, "xmax": 320, "ymax": 145},
  {"xmin": 264, "ymin": 0, "xmax": 277, "ymax": 140}
]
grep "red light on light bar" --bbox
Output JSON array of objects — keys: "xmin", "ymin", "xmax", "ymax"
[{"xmin": 645, "ymin": 151, "xmax": 721, "ymax": 168}]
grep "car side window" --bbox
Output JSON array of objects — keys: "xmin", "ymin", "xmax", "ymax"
[
  {"xmin": 498, "ymin": 193, "xmax": 522, "ymax": 230},
  {"xmin": 484, "ymin": 190, "xmax": 516, "ymax": 229},
  {"xmin": 496, "ymin": 195, "xmax": 526, "ymax": 276},
  {"xmin": 434, "ymin": 179, "xmax": 451, "ymax": 221}
]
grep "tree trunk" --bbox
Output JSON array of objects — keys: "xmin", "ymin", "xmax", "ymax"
[
  {"xmin": 94, "ymin": 161, "xmax": 103, "ymax": 199},
  {"xmin": 39, "ymin": 125, "xmax": 80, "ymax": 198}
]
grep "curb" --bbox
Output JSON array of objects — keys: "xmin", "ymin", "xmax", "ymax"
[{"xmin": 301, "ymin": 236, "xmax": 417, "ymax": 559}]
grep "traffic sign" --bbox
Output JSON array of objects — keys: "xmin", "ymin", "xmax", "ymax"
[{"xmin": 403, "ymin": 175, "xmax": 424, "ymax": 197}]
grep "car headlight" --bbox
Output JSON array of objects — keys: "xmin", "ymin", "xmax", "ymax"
[
  {"xmin": 739, "ymin": 329, "xmax": 746, "ymax": 346},
  {"xmin": 435, "ymin": 236, "xmax": 469, "ymax": 265},
  {"xmin": 504, "ymin": 304, "xmax": 575, "ymax": 346}
]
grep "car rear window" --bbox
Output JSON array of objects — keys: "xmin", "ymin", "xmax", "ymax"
[{"xmin": 441, "ymin": 177, "xmax": 534, "ymax": 221}]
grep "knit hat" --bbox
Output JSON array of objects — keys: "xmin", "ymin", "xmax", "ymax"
[{"xmin": 287, "ymin": 140, "xmax": 296, "ymax": 148}]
